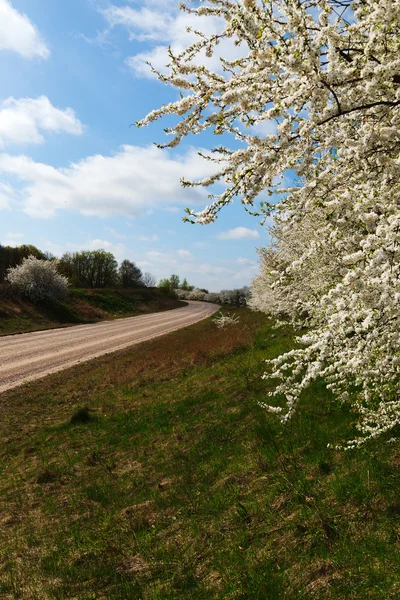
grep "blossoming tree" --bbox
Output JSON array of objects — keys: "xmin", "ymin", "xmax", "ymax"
[
  {"xmin": 138, "ymin": 0, "xmax": 400, "ymax": 447},
  {"xmin": 7, "ymin": 256, "xmax": 69, "ymax": 303}
]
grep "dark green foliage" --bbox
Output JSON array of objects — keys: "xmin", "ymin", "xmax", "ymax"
[
  {"xmin": 118, "ymin": 259, "xmax": 143, "ymax": 288},
  {"xmin": 158, "ymin": 275, "xmax": 180, "ymax": 296},
  {"xmin": 58, "ymin": 250, "xmax": 118, "ymax": 288},
  {"xmin": 158, "ymin": 274, "xmax": 179, "ymax": 293},
  {"xmin": 72, "ymin": 288, "xmax": 140, "ymax": 313},
  {"xmin": 180, "ymin": 277, "xmax": 194, "ymax": 291},
  {"xmin": 0, "ymin": 243, "xmax": 48, "ymax": 283}
]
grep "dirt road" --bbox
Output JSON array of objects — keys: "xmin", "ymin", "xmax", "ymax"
[{"xmin": 0, "ymin": 301, "xmax": 219, "ymax": 394}]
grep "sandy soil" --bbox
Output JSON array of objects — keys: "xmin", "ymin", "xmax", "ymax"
[{"xmin": 0, "ymin": 301, "xmax": 219, "ymax": 394}]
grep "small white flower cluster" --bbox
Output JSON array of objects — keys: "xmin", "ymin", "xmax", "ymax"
[
  {"xmin": 139, "ymin": 0, "xmax": 400, "ymax": 447},
  {"xmin": 212, "ymin": 311, "xmax": 240, "ymax": 329},
  {"xmin": 6, "ymin": 255, "xmax": 69, "ymax": 302}
]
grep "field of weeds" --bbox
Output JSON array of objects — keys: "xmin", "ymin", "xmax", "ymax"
[{"xmin": 1, "ymin": 308, "xmax": 399, "ymax": 599}]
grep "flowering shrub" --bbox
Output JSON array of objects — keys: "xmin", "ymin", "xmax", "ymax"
[
  {"xmin": 139, "ymin": 0, "xmax": 400, "ymax": 446},
  {"xmin": 204, "ymin": 292, "xmax": 221, "ymax": 304},
  {"xmin": 213, "ymin": 311, "xmax": 240, "ymax": 329},
  {"xmin": 219, "ymin": 287, "xmax": 249, "ymax": 307},
  {"xmin": 175, "ymin": 288, "xmax": 189, "ymax": 300},
  {"xmin": 7, "ymin": 255, "xmax": 69, "ymax": 302},
  {"xmin": 176, "ymin": 287, "xmax": 249, "ymax": 306},
  {"xmin": 188, "ymin": 288, "xmax": 207, "ymax": 301}
]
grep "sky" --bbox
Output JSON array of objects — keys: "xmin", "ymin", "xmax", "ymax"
[{"xmin": 0, "ymin": 0, "xmax": 268, "ymax": 292}]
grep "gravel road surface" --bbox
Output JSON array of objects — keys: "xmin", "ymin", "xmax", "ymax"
[{"xmin": 0, "ymin": 301, "xmax": 219, "ymax": 394}]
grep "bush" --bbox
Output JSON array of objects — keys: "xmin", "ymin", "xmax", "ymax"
[
  {"xmin": 174, "ymin": 288, "xmax": 188, "ymax": 300},
  {"xmin": 188, "ymin": 288, "xmax": 206, "ymax": 301},
  {"xmin": 0, "ymin": 243, "xmax": 48, "ymax": 284},
  {"xmin": 6, "ymin": 255, "xmax": 69, "ymax": 302}
]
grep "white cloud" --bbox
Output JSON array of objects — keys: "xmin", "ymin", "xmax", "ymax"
[
  {"xmin": 0, "ymin": 96, "xmax": 84, "ymax": 148},
  {"xmin": 2, "ymin": 231, "xmax": 24, "ymax": 246},
  {"xmin": 54, "ymin": 238, "xmax": 130, "ymax": 264},
  {"xmin": 0, "ymin": 181, "xmax": 14, "ymax": 209},
  {"xmin": 177, "ymin": 249, "xmax": 194, "ymax": 260},
  {"xmin": 138, "ymin": 234, "xmax": 159, "ymax": 242},
  {"xmin": 101, "ymin": 2, "xmax": 244, "ymax": 79},
  {"xmin": 233, "ymin": 266, "xmax": 258, "ymax": 280},
  {"xmin": 40, "ymin": 240, "xmax": 65, "ymax": 257},
  {"xmin": 197, "ymin": 263, "xmax": 230, "ymax": 275},
  {"xmin": 192, "ymin": 241, "xmax": 211, "ymax": 249},
  {"xmin": 105, "ymin": 228, "xmax": 159, "ymax": 242},
  {"xmin": 0, "ymin": 0, "xmax": 49, "ymax": 59},
  {"xmin": 237, "ymin": 257, "xmax": 255, "ymax": 265},
  {"xmin": 217, "ymin": 227, "xmax": 260, "ymax": 241},
  {"xmin": 102, "ymin": 5, "xmax": 173, "ymax": 42},
  {"xmin": 105, "ymin": 227, "xmax": 127, "ymax": 240},
  {"xmin": 82, "ymin": 238, "xmax": 128, "ymax": 263},
  {"xmin": 0, "ymin": 144, "xmax": 219, "ymax": 218},
  {"xmin": 140, "ymin": 251, "xmax": 235, "ymax": 289},
  {"xmin": 38, "ymin": 238, "xmax": 132, "ymax": 264},
  {"xmin": 146, "ymin": 250, "xmax": 177, "ymax": 264},
  {"xmin": 250, "ymin": 119, "xmax": 278, "ymax": 137}
]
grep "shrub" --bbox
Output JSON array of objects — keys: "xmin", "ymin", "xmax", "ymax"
[
  {"xmin": 6, "ymin": 255, "xmax": 69, "ymax": 302},
  {"xmin": 0, "ymin": 243, "xmax": 48, "ymax": 284},
  {"xmin": 188, "ymin": 288, "xmax": 206, "ymax": 301},
  {"xmin": 212, "ymin": 311, "xmax": 240, "ymax": 329}
]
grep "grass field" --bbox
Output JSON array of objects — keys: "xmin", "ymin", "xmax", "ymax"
[
  {"xmin": 1, "ymin": 308, "xmax": 399, "ymax": 599},
  {"xmin": 0, "ymin": 287, "xmax": 183, "ymax": 336}
]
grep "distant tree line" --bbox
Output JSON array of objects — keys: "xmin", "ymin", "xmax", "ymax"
[
  {"xmin": 58, "ymin": 251, "xmax": 156, "ymax": 289},
  {"xmin": 158, "ymin": 274, "xmax": 208, "ymax": 295},
  {"xmin": 1, "ymin": 244, "xmax": 249, "ymax": 305},
  {"xmin": 0, "ymin": 244, "xmax": 157, "ymax": 290},
  {"xmin": 158, "ymin": 273, "xmax": 249, "ymax": 307},
  {"xmin": 176, "ymin": 286, "xmax": 249, "ymax": 307}
]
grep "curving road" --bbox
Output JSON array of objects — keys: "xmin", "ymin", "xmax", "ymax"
[{"xmin": 0, "ymin": 301, "xmax": 219, "ymax": 394}]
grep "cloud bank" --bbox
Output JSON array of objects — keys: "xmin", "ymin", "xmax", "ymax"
[
  {"xmin": 0, "ymin": 0, "xmax": 49, "ymax": 59},
  {"xmin": 0, "ymin": 145, "xmax": 219, "ymax": 218},
  {"xmin": 101, "ymin": 1, "xmax": 244, "ymax": 79},
  {"xmin": 0, "ymin": 96, "xmax": 84, "ymax": 148},
  {"xmin": 217, "ymin": 227, "xmax": 260, "ymax": 241}
]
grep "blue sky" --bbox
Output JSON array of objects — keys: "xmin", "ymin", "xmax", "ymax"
[{"xmin": 0, "ymin": 0, "xmax": 267, "ymax": 291}]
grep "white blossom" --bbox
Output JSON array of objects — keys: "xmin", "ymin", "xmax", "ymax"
[
  {"xmin": 7, "ymin": 255, "xmax": 69, "ymax": 302},
  {"xmin": 213, "ymin": 311, "xmax": 240, "ymax": 329},
  {"xmin": 140, "ymin": 0, "xmax": 400, "ymax": 447}
]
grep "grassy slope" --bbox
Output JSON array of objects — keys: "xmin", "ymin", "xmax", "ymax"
[
  {"xmin": 0, "ymin": 287, "xmax": 184, "ymax": 336},
  {"xmin": 1, "ymin": 308, "xmax": 400, "ymax": 599}
]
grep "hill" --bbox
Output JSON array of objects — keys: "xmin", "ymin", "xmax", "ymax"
[{"xmin": 0, "ymin": 286, "xmax": 184, "ymax": 336}]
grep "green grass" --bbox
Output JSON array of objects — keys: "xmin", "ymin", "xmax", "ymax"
[
  {"xmin": 1, "ymin": 308, "xmax": 399, "ymax": 599},
  {"xmin": 0, "ymin": 287, "xmax": 184, "ymax": 335}
]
